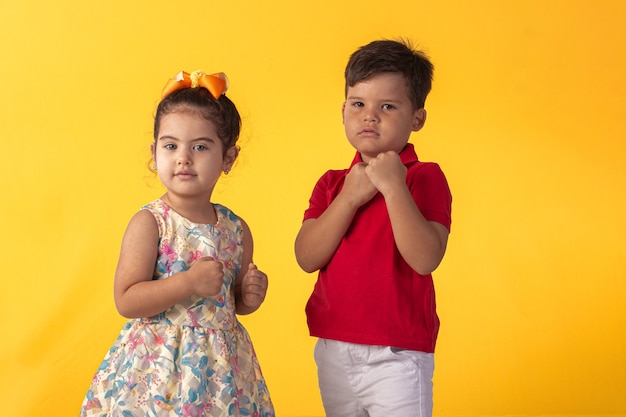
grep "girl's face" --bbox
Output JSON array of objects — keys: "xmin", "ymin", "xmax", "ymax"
[
  {"xmin": 152, "ymin": 111, "xmax": 235, "ymax": 200},
  {"xmin": 342, "ymin": 72, "xmax": 426, "ymax": 163}
]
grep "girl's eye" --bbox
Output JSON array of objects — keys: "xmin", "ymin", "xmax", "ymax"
[
  {"xmin": 164, "ymin": 143, "xmax": 176, "ymax": 150},
  {"xmin": 193, "ymin": 144, "xmax": 208, "ymax": 151}
]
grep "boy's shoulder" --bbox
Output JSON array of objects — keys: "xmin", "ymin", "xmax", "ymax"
[{"xmin": 407, "ymin": 159, "xmax": 448, "ymax": 181}]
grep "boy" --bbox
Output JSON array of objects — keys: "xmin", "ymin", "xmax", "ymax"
[{"xmin": 294, "ymin": 39, "xmax": 452, "ymax": 417}]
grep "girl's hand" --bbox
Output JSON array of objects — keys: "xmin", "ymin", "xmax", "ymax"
[
  {"xmin": 239, "ymin": 263, "xmax": 268, "ymax": 310},
  {"xmin": 187, "ymin": 256, "xmax": 224, "ymax": 297}
]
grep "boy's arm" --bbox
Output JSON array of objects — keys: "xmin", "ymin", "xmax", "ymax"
[
  {"xmin": 384, "ymin": 188, "xmax": 449, "ymax": 275},
  {"xmin": 366, "ymin": 151, "xmax": 449, "ymax": 275},
  {"xmin": 295, "ymin": 163, "xmax": 377, "ymax": 273}
]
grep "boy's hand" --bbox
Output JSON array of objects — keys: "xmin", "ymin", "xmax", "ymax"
[
  {"xmin": 342, "ymin": 162, "xmax": 378, "ymax": 207},
  {"xmin": 365, "ymin": 151, "xmax": 407, "ymax": 195},
  {"xmin": 239, "ymin": 263, "xmax": 268, "ymax": 309},
  {"xmin": 187, "ymin": 256, "xmax": 224, "ymax": 297}
]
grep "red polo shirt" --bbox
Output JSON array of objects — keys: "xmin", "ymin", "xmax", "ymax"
[{"xmin": 303, "ymin": 143, "xmax": 452, "ymax": 352}]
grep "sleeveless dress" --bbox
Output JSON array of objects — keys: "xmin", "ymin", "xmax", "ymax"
[{"xmin": 79, "ymin": 199, "xmax": 274, "ymax": 417}]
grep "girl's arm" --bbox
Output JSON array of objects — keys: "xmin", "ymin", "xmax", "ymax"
[
  {"xmin": 113, "ymin": 210, "xmax": 224, "ymax": 318},
  {"xmin": 234, "ymin": 218, "xmax": 268, "ymax": 315},
  {"xmin": 294, "ymin": 163, "xmax": 377, "ymax": 273}
]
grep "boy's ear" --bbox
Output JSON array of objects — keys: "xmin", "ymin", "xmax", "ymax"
[
  {"xmin": 341, "ymin": 102, "xmax": 346, "ymax": 124},
  {"xmin": 412, "ymin": 108, "xmax": 427, "ymax": 132}
]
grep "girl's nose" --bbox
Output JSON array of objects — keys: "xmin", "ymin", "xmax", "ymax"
[{"xmin": 177, "ymin": 150, "xmax": 192, "ymax": 165}]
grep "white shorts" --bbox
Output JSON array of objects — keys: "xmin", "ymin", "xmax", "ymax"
[{"xmin": 314, "ymin": 338, "xmax": 435, "ymax": 417}]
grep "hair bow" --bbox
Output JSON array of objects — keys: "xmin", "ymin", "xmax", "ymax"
[{"xmin": 161, "ymin": 70, "xmax": 229, "ymax": 99}]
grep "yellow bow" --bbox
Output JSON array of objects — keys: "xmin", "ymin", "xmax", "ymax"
[{"xmin": 161, "ymin": 70, "xmax": 229, "ymax": 99}]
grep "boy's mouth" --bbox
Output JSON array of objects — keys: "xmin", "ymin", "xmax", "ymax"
[{"xmin": 358, "ymin": 128, "xmax": 379, "ymax": 137}]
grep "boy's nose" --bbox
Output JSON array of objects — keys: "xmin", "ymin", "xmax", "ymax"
[{"xmin": 364, "ymin": 111, "xmax": 378, "ymax": 122}]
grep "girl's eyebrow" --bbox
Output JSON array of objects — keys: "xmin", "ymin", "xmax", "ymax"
[
  {"xmin": 157, "ymin": 135, "xmax": 179, "ymax": 141},
  {"xmin": 157, "ymin": 136, "xmax": 216, "ymax": 142},
  {"xmin": 191, "ymin": 137, "xmax": 217, "ymax": 144}
]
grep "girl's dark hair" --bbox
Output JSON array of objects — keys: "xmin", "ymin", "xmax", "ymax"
[
  {"xmin": 344, "ymin": 39, "xmax": 434, "ymax": 109},
  {"xmin": 153, "ymin": 87, "xmax": 241, "ymax": 154}
]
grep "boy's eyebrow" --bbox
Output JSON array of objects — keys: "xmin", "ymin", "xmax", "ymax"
[{"xmin": 346, "ymin": 95, "xmax": 403, "ymax": 103}]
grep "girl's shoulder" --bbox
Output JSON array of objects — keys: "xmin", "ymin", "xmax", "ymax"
[
  {"xmin": 140, "ymin": 198, "xmax": 167, "ymax": 214},
  {"xmin": 136, "ymin": 199, "xmax": 168, "ymax": 237},
  {"xmin": 213, "ymin": 203, "xmax": 243, "ymax": 229}
]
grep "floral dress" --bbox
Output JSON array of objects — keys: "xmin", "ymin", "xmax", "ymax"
[{"xmin": 80, "ymin": 199, "xmax": 274, "ymax": 417}]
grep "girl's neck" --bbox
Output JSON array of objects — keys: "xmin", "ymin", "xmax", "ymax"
[{"xmin": 161, "ymin": 193, "xmax": 217, "ymax": 224}]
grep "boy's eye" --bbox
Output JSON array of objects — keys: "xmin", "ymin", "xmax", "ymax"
[
  {"xmin": 352, "ymin": 101, "xmax": 364, "ymax": 108},
  {"xmin": 382, "ymin": 104, "xmax": 395, "ymax": 110}
]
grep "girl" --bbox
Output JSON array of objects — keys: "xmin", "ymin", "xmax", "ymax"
[{"xmin": 80, "ymin": 70, "xmax": 274, "ymax": 417}]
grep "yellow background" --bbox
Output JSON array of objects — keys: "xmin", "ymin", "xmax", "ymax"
[{"xmin": 1, "ymin": 0, "xmax": 624, "ymax": 416}]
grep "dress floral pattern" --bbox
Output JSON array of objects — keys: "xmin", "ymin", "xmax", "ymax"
[{"xmin": 80, "ymin": 199, "xmax": 274, "ymax": 417}]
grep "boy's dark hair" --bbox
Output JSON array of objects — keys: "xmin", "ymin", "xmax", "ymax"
[
  {"xmin": 344, "ymin": 39, "xmax": 434, "ymax": 109},
  {"xmin": 153, "ymin": 87, "xmax": 241, "ymax": 155}
]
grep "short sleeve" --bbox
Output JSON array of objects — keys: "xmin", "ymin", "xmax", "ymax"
[
  {"xmin": 408, "ymin": 162, "xmax": 452, "ymax": 231},
  {"xmin": 302, "ymin": 170, "xmax": 346, "ymax": 222}
]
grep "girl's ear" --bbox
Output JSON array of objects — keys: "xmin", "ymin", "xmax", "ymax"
[
  {"xmin": 223, "ymin": 145, "xmax": 240, "ymax": 173},
  {"xmin": 412, "ymin": 108, "xmax": 427, "ymax": 132},
  {"xmin": 150, "ymin": 143, "xmax": 157, "ymax": 169}
]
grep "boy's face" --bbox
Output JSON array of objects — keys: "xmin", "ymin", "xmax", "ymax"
[{"xmin": 342, "ymin": 72, "xmax": 426, "ymax": 163}]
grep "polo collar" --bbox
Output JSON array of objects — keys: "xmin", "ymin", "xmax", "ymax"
[{"xmin": 349, "ymin": 143, "xmax": 419, "ymax": 168}]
